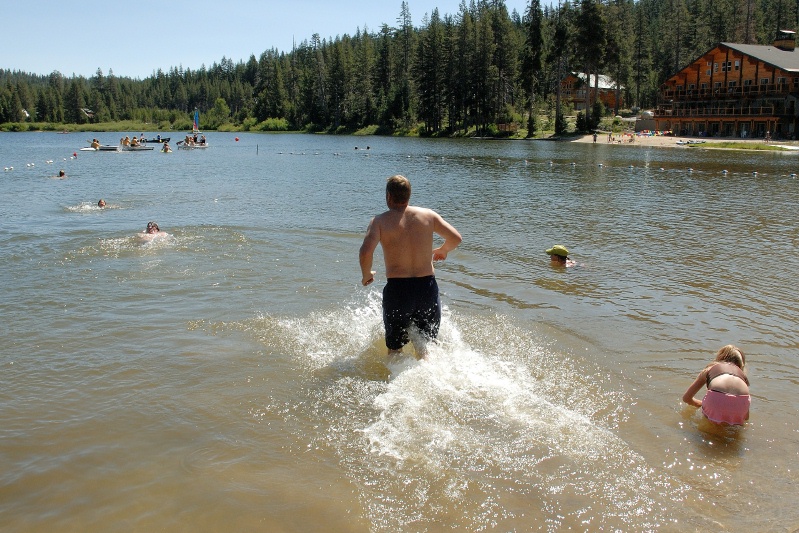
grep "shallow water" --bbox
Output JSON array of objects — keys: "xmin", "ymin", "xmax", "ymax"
[{"xmin": 1, "ymin": 131, "xmax": 798, "ymax": 531}]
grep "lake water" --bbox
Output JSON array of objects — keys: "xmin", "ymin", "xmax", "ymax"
[{"xmin": 1, "ymin": 131, "xmax": 798, "ymax": 531}]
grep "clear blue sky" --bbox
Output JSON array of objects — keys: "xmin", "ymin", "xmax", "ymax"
[{"xmin": 2, "ymin": 0, "xmax": 531, "ymax": 80}]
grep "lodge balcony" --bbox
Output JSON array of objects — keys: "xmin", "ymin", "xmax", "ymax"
[
  {"xmin": 661, "ymin": 83, "xmax": 795, "ymax": 101},
  {"xmin": 655, "ymin": 104, "xmax": 781, "ymax": 118}
]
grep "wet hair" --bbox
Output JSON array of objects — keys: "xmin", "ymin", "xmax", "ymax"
[
  {"xmin": 386, "ymin": 175, "xmax": 411, "ymax": 205},
  {"xmin": 714, "ymin": 344, "xmax": 745, "ymax": 369},
  {"xmin": 146, "ymin": 221, "xmax": 160, "ymax": 233}
]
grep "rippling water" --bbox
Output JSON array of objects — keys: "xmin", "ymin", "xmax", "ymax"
[{"xmin": 1, "ymin": 131, "xmax": 798, "ymax": 531}]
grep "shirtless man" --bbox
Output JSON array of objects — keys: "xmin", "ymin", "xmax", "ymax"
[{"xmin": 359, "ymin": 175, "xmax": 462, "ymax": 358}]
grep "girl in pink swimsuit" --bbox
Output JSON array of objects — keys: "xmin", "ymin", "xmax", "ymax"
[{"xmin": 682, "ymin": 345, "xmax": 750, "ymax": 425}]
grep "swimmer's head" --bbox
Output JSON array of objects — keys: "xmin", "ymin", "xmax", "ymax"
[
  {"xmin": 58, "ymin": 170, "xmax": 65, "ymax": 177},
  {"xmin": 98, "ymin": 199, "xmax": 106, "ymax": 208},
  {"xmin": 146, "ymin": 221, "xmax": 160, "ymax": 234}
]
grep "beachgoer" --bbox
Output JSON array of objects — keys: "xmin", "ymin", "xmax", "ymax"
[
  {"xmin": 145, "ymin": 221, "xmax": 161, "ymax": 234},
  {"xmin": 57, "ymin": 170, "xmax": 66, "ymax": 178},
  {"xmin": 91, "ymin": 139, "xmax": 100, "ymax": 149},
  {"xmin": 123, "ymin": 136, "xmax": 131, "ymax": 146},
  {"xmin": 200, "ymin": 135, "xmax": 206, "ymax": 145},
  {"xmin": 546, "ymin": 245, "xmax": 575, "ymax": 267},
  {"xmin": 593, "ymin": 133, "xmax": 597, "ymax": 143},
  {"xmin": 359, "ymin": 174, "xmax": 462, "ymax": 358},
  {"xmin": 97, "ymin": 199, "xmax": 106, "ymax": 208},
  {"xmin": 130, "ymin": 136, "xmax": 140, "ymax": 147},
  {"xmin": 162, "ymin": 142, "xmax": 171, "ymax": 152},
  {"xmin": 682, "ymin": 344, "xmax": 750, "ymax": 425}
]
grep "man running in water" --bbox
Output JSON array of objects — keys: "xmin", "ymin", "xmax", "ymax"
[{"xmin": 359, "ymin": 175, "xmax": 462, "ymax": 358}]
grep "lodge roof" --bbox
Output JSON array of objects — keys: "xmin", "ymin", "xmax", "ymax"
[{"xmin": 721, "ymin": 42, "xmax": 799, "ymax": 73}]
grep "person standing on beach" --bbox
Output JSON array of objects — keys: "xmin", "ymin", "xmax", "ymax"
[{"xmin": 359, "ymin": 175, "xmax": 462, "ymax": 358}]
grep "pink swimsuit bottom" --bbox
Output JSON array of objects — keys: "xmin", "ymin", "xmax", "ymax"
[{"xmin": 701, "ymin": 389, "xmax": 751, "ymax": 425}]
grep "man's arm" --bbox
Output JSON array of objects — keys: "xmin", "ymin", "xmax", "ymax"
[
  {"xmin": 432, "ymin": 213, "xmax": 462, "ymax": 261},
  {"xmin": 359, "ymin": 218, "xmax": 380, "ymax": 286}
]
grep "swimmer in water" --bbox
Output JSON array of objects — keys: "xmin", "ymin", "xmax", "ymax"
[
  {"xmin": 98, "ymin": 199, "xmax": 106, "ymax": 208},
  {"xmin": 139, "ymin": 221, "xmax": 169, "ymax": 241},
  {"xmin": 546, "ymin": 245, "xmax": 576, "ymax": 267}
]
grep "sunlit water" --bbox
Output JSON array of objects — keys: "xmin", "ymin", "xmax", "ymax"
[{"xmin": 1, "ymin": 131, "xmax": 798, "ymax": 531}]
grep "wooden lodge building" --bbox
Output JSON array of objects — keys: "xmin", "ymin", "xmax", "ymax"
[
  {"xmin": 655, "ymin": 31, "xmax": 799, "ymax": 139},
  {"xmin": 561, "ymin": 73, "xmax": 623, "ymax": 111}
]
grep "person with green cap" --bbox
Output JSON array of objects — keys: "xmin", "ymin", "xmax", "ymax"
[{"xmin": 546, "ymin": 245, "xmax": 575, "ymax": 267}]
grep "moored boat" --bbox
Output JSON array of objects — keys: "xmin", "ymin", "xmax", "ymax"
[{"xmin": 142, "ymin": 137, "xmax": 171, "ymax": 143}]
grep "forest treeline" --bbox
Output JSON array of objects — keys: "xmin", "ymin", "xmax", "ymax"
[{"xmin": 1, "ymin": 0, "xmax": 795, "ymax": 135}]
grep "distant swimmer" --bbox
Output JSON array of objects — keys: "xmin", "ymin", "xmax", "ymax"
[
  {"xmin": 98, "ymin": 199, "xmax": 106, "ymax": 208},
  {"xmin": 54, "ymin": 169, "xmax": 66, "ymax": 179},
  {"xmin": 139, "ymin": 221, "xmax": 169, "ymax": 241},
  {"xmin": 359, "ymin": 174, "xmax": 462, "ymax": 359},
  {"xmin": 546, "ymin": 245, "xmax": 575, "ymax": 267},
  {"xmin": 682, "ymin": 344, "xmax": 750, "ymax": 425}
]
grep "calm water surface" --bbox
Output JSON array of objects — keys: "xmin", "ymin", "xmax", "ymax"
[{"xmin": 1, "ymin": 131, "xmax": 798, "ymax": 531}]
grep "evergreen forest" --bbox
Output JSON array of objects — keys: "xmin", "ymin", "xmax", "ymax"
[{"xmin": 1, "ymin": 0, "xmax": 796, "ymax": 136}]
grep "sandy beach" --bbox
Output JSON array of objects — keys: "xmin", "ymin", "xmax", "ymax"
[{"xmin": 571, "ymin": 131, "xmax": 799, "ymax": 148}]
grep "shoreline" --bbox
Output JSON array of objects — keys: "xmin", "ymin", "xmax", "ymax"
[{"xmin": 569, "ymin": 132, "xmax": 799, "ymax": 149}]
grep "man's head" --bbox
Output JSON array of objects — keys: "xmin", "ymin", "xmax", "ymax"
[{"xmin": 386, "ymin": 175, "xmax": 411, "ymax": 207}]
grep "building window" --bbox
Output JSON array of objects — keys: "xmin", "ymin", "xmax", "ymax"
[
  {"xmin": 714, "ymin": 63, "xmax": 718, "ymax": 72},
  {"xmin": 714, "ymin": 81, "xmax": 722, "ymax": 89},
  {"xmin": 744, "ymin": 79, "xmax": 753, "ymax": 86},
  {"xmin": 701, "ymin": 82, "xmax": 708, "ymax": 89},
  {"xmin": 794, "ymin": 78, "xmax": 799, "ymax": 86},
  {"xmin": 777, "ymin": 77, "xmax": 786, "ymax": 85},
  {"xmin": 728, "ymin": 81, "xmax": 737, "ymax": 87},
  {"xmin": 688, "ymin": 83, "xmax": 695, "ymax": 89},
  {"xmin": 706, "ymin": 69, "xmax": 712, "ymax": 76},
  {"xmin": 761, "ymin": 78, "xmax": 770, "ymax": 85},
  {"xmin": 676, "ymin": 85, "xmax": 684, "ymax": 91},
  {"xmin": 734, "ymin": 60, "xmax": 740, "ymax": 70}
]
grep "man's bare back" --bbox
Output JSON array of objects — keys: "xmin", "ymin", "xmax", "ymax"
[{"xmin": 360, "ymin": 204, "xmax": 461, "ymax": 285}]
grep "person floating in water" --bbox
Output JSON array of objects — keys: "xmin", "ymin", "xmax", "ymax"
[
  {"xmin": 97, "ymin": 199, "xmax": 106, "ymax": 208},
  {"xmin": 546, "ymin": 245, "xmax": 575, "ymax": 267},
  {"xmin": 139, "ymin": 221, "xmax": 169, "ymax": 241},
  {"xmin": 359, "ymin": 174, "xmax": 462, "ymax": 359},
  {"xmin": 682, "ymin": 344, "xmax": 750, "ymax": 425}
]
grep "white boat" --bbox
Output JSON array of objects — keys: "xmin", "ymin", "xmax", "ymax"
[
  {"xmin": 81, "ymin": 145, "xmax": 121, "ymax": 152},
  {"xmin": 120, "ymin": 145, "xmax": 154, "ymax": 152},
  {"xmin": 178, "ymin": 142, "xmax": 209, "ymax": 150}
]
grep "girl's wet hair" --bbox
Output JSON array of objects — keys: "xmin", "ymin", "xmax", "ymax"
[{"xmin": 146, "ymin": 221, "xmax": 159, "ymax": 232}]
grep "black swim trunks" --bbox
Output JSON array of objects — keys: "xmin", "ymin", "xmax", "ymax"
[{"xmin": 382, "ymin": 276, "xmax": 441, "ymax": 350}]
